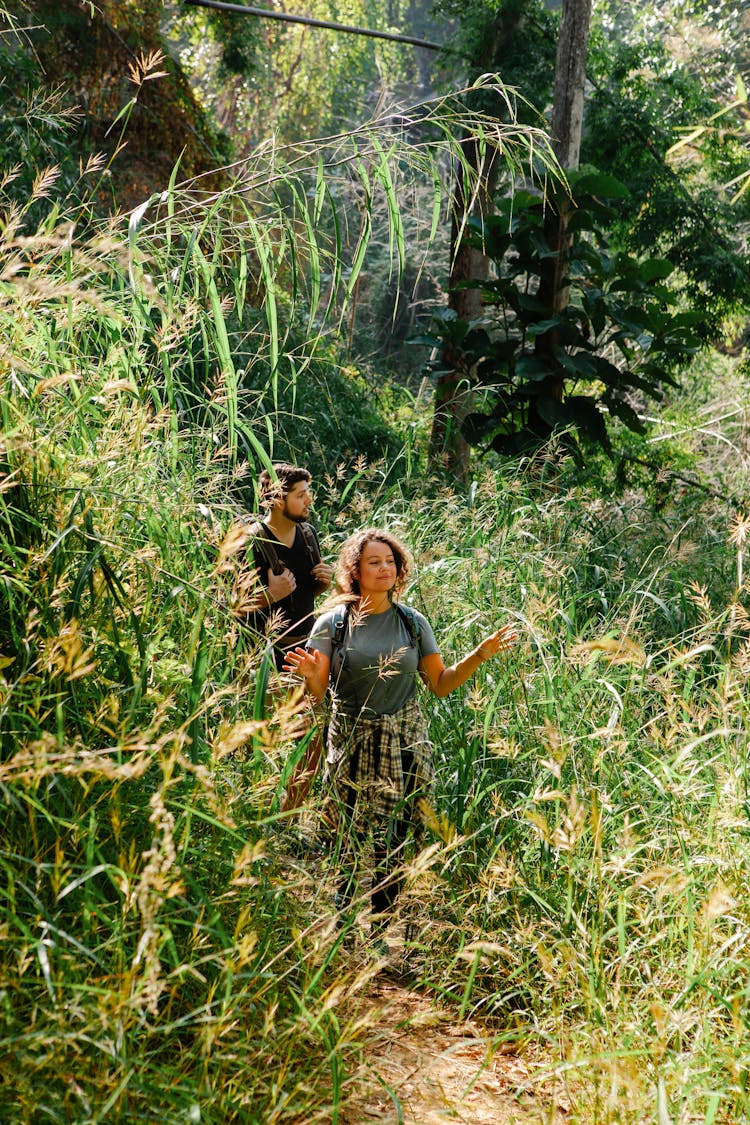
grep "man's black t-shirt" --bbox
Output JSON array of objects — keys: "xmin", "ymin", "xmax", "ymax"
[{"xmin": 250, "ymin": 524, "xmax": 318, "ymax": 651}]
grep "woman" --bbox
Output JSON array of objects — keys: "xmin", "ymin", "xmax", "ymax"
[{"xmin": 283, "ymin": 527, "xmax": 518, "ymax": 944}]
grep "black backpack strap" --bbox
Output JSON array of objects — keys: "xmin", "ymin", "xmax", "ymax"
[
  {"xmin": 330, "ymin": 604, "xmax": 350, "ymax": 678},
  {"xmin": 300, "ymin": 522, "xmax": 322, "ymax": 567},
  {"xmin": 247, "ymin": 520, "xmax": 283, "ymax": 576},
  {"xmin": 395, "ymin": 603, "xmax": 421, "ymax": 656}
]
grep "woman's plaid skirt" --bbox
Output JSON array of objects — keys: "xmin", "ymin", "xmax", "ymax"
[{"xmin": 322, "ymin": 696, "xmax": 435, "ymax": 827}]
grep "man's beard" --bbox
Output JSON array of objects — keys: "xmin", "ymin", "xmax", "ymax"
[{"xmin": 283, "ymin": 503, "xmax": 308, "ymax": 524}]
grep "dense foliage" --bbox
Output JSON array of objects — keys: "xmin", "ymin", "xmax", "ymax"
[
  {"xmin": 2, "ymin": 2, "xmax": 750, "ymax": 1122},
  {"xmin": 585, "ymin": 4, "xmax": 750, "ymax": 335},
  {"xmin": 420, "ymin": 171, "xmax": 703, "ymax": 457}
]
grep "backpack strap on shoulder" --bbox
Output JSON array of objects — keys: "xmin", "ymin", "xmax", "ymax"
[
  {"xmin": 330, "ymin": 603, "xmax": 350, "ymax": 678},
  {"xmin": 300, "ymin": 522, "xmax": 322, "ymax": 567},
  {"xmin": 247, "ymin": 520, "xmax": 283, "ymax": 576},
  {"xmin": 395, "ymin": 603, "xmax": 421, "ymax": 656}
]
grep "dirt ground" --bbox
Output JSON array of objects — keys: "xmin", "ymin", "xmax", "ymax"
[
  {"xmin": 281, "ymin": 831, "xmax": 573, "ymax": 1124},
  {"xmin": 337, "ymin": 936, "xmax": 572, "ymax": 1125},
  {"xmin": 342, "ymin": 981, "xmax": 569, "ymax": 1124}
]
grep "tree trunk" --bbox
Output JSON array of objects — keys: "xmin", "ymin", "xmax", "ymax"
[
  {"xmin": 428, "ymin": 0, "xmax": 589, "ymax": 476},
  {"xmin": 541, "ymin": 0, "xmax": 591, "ymax": 304},
  {"xmin": 550, "ymin": 0, "xmax": 591, "ymax": 169},
  {"xmin": 428, "ymin": 137, "xmax": 499, "ymax": 480},
  {"xmin": 532, "ymin": 0, "xmax": 592, "ymax": 426}
]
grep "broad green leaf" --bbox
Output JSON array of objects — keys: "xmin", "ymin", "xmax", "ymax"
[
  {"xmin": 516, "ymin": 354, "xmax": 554, "ymax": 379},
  {"xmin": 571, "ymin": 171, "xmax": 630, "ymax": 199}
]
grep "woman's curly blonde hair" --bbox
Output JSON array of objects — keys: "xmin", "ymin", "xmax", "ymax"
[{"xmin": 333, "ymin": 527, "xmax": 411, "ymax": 599}]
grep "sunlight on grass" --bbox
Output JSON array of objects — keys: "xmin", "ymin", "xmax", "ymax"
[{"xmin": 2, "ymin": 94, "xmax": 750, "ymax": 1122}]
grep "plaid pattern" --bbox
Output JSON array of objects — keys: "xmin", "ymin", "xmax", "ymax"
[{"xmin": 323, "ymin": 696, "xmax": 435, "ymax": 824}]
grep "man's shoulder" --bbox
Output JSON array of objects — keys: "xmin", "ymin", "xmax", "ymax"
[
  {"xmin": 245, "ymin": 519, "xmax": 279, "ymax": 564},
  {"xmin": 244, "ymin": 517, "xmax": 275, "ymax": 541},
  {"xmin": 297, "ymin": 521, "xmax": 321, "ymax": 554}
]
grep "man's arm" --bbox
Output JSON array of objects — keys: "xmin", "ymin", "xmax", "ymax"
[
  {"xmin": 311, "ymin": 561, "xmax": 334, "ymax": 596},
  {"xmin": 240, "ymin": 565, "xmax": 297, "ymax": 614}
]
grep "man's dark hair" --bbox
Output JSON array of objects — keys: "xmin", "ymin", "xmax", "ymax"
[{"xmin": 258, "ymin": 463, "xmax": 311, "ymax": 508}]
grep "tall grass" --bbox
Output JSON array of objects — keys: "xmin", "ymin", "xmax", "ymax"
[
  {"xmin": 2, "ymin": 63, "xmax": 750, "ymax": 1122},
  {"xmin": 353, "ymin": 437, "xmax": 750, "ymax": 1124},
  {"xmin": 0, "ymin": 77, "xmax": 558, "ymax": 1121},
  {"xmin": 3, "ymin": 346, "xmax": 749, "ymax": 1120}
]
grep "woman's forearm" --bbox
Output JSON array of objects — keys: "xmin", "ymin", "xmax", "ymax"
[
  {"xmin": 301, "ymin": 654, "xmax": 330, "ymax": 702},
  {"xmin": 424, "ymin": 625, "xmax": 519, "ymax": 697},
  {"xmin": 433, "ymin": 647, "xmax": 486, "ymax": 697},
  {"xmin": 303, "ymin": 673, "xmax": 328, "ymax": 703}
]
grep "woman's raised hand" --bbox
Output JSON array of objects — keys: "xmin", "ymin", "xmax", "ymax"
[
  {"xmin": 282, "ymin": 644, "xmax": 330, "ymax": 703},
  {"xmin": 282, "ymin": 645, "xmax": 321, "ymax": 681},
  {"xmin": 476, "ymin": 623, "xmax": 520, "ymax": 662}
]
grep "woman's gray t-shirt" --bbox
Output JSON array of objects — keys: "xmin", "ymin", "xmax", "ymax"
[{"xmin": 307, "ymin": 603, "xmax": 439, "ymax": 716}]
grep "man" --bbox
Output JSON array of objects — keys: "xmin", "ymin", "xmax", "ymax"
[
  {"xmin": 246, "ymin": 463, "xmax": 334, "ymax": 670},
  {"xmin": 244, "ymin": 463, "xmax": 334, "ymax": 811}
]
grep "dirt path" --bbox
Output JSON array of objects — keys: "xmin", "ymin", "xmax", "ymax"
[
  {"xmin": 340, "ymin": 967, "xmax": 570, "ymax": 1124},
  {"xmin": 280, "ymin": 835, "xmax": 571, "ymax": 1122}
]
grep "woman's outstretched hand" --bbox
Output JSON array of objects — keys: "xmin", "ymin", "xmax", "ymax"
[
  {"xmin": 283, "ymin": 645, "xmax": 329, "ymax": 703},
  {"xmin": 476, "ymin": 623, "xmax": 520, "ymax": 661},
  {"xmin": 419, "ymin": 621, "xmax": 521, "ymax": 697},
  {"xmin": 282, "ymin": 645, "xmax": 321, "ymax": 681}
]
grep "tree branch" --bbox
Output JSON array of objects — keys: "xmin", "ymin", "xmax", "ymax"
[{"xmin": 183, "ymin": 0, "xmax": 443, "ymax": 51}]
